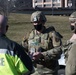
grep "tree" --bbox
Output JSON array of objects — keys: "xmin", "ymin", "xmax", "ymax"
[
  {"xmin": 0, "ymin": 0, "xmax": 15, "ymax": 16},
  {"xmin": 0, "ymin": 0, "xmax": 7, "ymax": 15},
  {"xmin": 15, "ymin": 0, "xmax": 32, "ymax": 9}
]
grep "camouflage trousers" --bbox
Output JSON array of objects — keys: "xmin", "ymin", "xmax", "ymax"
[
  {"xmin": 65, "ymin": 60, "xmax": 76, "ymax": 75},
  {"xmin": 31, "ymin": 67, "xmax": 58, "ymax": 75}
]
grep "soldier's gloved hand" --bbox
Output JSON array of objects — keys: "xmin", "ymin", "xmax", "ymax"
[
  {"xmin": 32, "ymin": 52, "xmax": 44, "ymax": 61},
  {"xmin": 51, "ymin": 54, "xmax": 61, "ymax": 59}
]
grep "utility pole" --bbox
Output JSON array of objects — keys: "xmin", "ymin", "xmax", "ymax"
[
  {"xmin": 6, "ymin": 0, "xmax": 9, "ymax": 16},
  {"xmin": 52, "ymin": 0, "xmax": 53, "ymax": 15},
  {"xmin": 6, "ymin": 0, "xmax": 12, "ymax": 16},
  {"xmin": 73, "ymin": 0, "xmax": 75, "ymax": 11}
]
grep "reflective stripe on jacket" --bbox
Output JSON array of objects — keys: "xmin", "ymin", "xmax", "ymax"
[{"xmin": 0, "ymin": 34, "xmax": 33, "ymax": 75}]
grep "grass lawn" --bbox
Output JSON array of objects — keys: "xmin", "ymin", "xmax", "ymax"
[{"xmin": 7, "ymin": 13, "xmax": 72, "ymax": 44}]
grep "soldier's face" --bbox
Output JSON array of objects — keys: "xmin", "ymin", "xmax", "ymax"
[
  {"xmin": 70, "ymin": 21, "xmax": 76, "ymax": 33},
  {"xmin": 70, "ymin": 21, "xmax": 75, "ymax": 30},
  {"xmin": 33, "ymin": 21, "xmax": 42, "ymax": 25},
  {"xmin": 70, "ymin": 21, "xmax": 75, "ymax": 26},
  {"xmin": 33, "ymin": 21, "xmax": 43, "ymax": 31}
]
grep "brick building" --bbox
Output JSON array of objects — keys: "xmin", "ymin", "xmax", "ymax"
[{"xmin": 32, "ymin": 0, "xmax": 76, "ymax": 9}]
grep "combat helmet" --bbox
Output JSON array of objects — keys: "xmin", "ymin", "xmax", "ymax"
[
  {"xmin": 69, "ymin": 11, "xmax": 76, "ymax": 22},
  {"xmin": 31, "ymin": 11, "xmax": 47, "ymax": 22}
]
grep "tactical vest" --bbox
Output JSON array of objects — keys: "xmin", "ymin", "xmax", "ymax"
[{"xmin": 28, "ymin": 28, "xmax": 61, "ymax": 53}]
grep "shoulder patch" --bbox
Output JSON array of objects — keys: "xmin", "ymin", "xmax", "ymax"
[{"xmin": 46, "ymin": 26, "xmax": 56, "ymax": 38}]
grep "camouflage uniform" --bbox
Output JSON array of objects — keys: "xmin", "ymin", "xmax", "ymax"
[
  {"xmin": 64, "ymin": 40, "xmax": 76, "ymax": 75},
  {"xmin": 22, "ymin": 11, "xmax": 63, "ymax": 75},
  {"xmin": 63, "ymin": 11, "xmax": 76, "ymax": 75},
  {"xmin": 22, "ymin": 26, "xmax": 62, "ymax": 75}
]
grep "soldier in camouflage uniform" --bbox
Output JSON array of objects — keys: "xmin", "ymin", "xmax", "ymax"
[
  {"xmin": 63, "ymin": 11, "xmax": 76, "ymax": 75},
  {"xmin": 22, "ymin": 11, "xmax": 63, "ymax": 75}
]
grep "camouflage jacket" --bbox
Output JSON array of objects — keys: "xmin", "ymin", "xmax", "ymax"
[
  {"xmin": 62, "ymin": 40, "xmax": 74, "ymax": 63},
  {"xmin": 65, "ymin": 40, "xmax": 76, "ymax": 74},
  {"xmin": 22, "ymin": 26, "xmax": 63, "ymax": 70}
]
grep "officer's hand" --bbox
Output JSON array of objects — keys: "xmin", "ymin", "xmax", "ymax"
[{"xmin": 33, "ymin": 52, "xmax": 43, "ymax": 60}]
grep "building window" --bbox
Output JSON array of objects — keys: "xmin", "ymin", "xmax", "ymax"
[
  {"xmin": 54, "ymin": 3, "xmax": 60, "ymax": 6},
  {"xmin": 53, "ymin": 0, "xmax": 60, "ymax": 2},
  {"xmin": 37, "ymin": 0, "xmax": 42, "ymax": 2},
  {"xmin": 37, "ymin": 5, "xmax": 42, "ymax": 7},
  {"xmin": 53, "ymin": 0, "xmax": 57, "ymax": 2},
  {"xmin": 44, "ymin": 4, "xmax": 51, "ymax": 7},
  {"xmin": 44, "ymin": 0, "xmax": 51, "ymax": 2}
]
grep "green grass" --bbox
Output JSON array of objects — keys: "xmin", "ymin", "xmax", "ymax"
[{"xmin": 7, "ymin": 13, "xmax": 72, "ymax": 44}]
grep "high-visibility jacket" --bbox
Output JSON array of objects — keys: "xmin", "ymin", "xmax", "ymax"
[{"xmin": 0, "ymin": 34, "xmax": 33, "ymax": 75}]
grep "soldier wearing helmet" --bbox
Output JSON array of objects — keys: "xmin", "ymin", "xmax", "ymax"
[
  {"xmin": 22, "ymin": 11, "xmax": 63, "ymax": 75},
  {"xmin": 69, "ymin": 11, "xmax": 76, "ymax": 34},
  {"xmin": 64, "ymin": 11, "xmax": 76, "ymax": 75},
  {"xmin": 31, "ymin": 11, "xmax": 46, "ymax": 31}
]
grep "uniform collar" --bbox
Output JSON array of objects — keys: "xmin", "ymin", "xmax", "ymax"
[{"xmin": 34, "ymin": 26, "xmax": 46, "ymax": 35}]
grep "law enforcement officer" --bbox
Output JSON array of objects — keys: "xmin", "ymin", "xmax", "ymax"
[
  {"xmin": 0, "ymin": 14, "xmax": 34, "ymax": 75},
  {"xmin": 64, "ymin": 11, "xmax": 76, "ymax": 75},
  {"xmin": 22, "ymin": 11, "xmax": 63, "ymax": 75}
]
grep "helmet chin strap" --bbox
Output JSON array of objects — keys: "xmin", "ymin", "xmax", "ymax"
[{"xmin": 71, "ymin": 28, "xmax": 76, "ymax": 34}]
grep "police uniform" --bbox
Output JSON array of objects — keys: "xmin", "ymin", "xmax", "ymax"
[
  {"xmin": 0, "ymin": 34, "xmax": 33, "ymax": 75},
  {"xmin": 22, "ymin": 25, "xmax": 62, "ymax": 75}
]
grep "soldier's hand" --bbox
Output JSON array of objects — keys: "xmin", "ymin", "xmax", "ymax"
[{"xmin": 33, "ymin": 52, "xmax": 43, "ymax": 60}]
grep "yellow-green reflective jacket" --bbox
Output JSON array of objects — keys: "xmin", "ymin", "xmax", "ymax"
[{"xmin": 0, "ymin": 34, "xmax": 33, "ymax": 75}]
